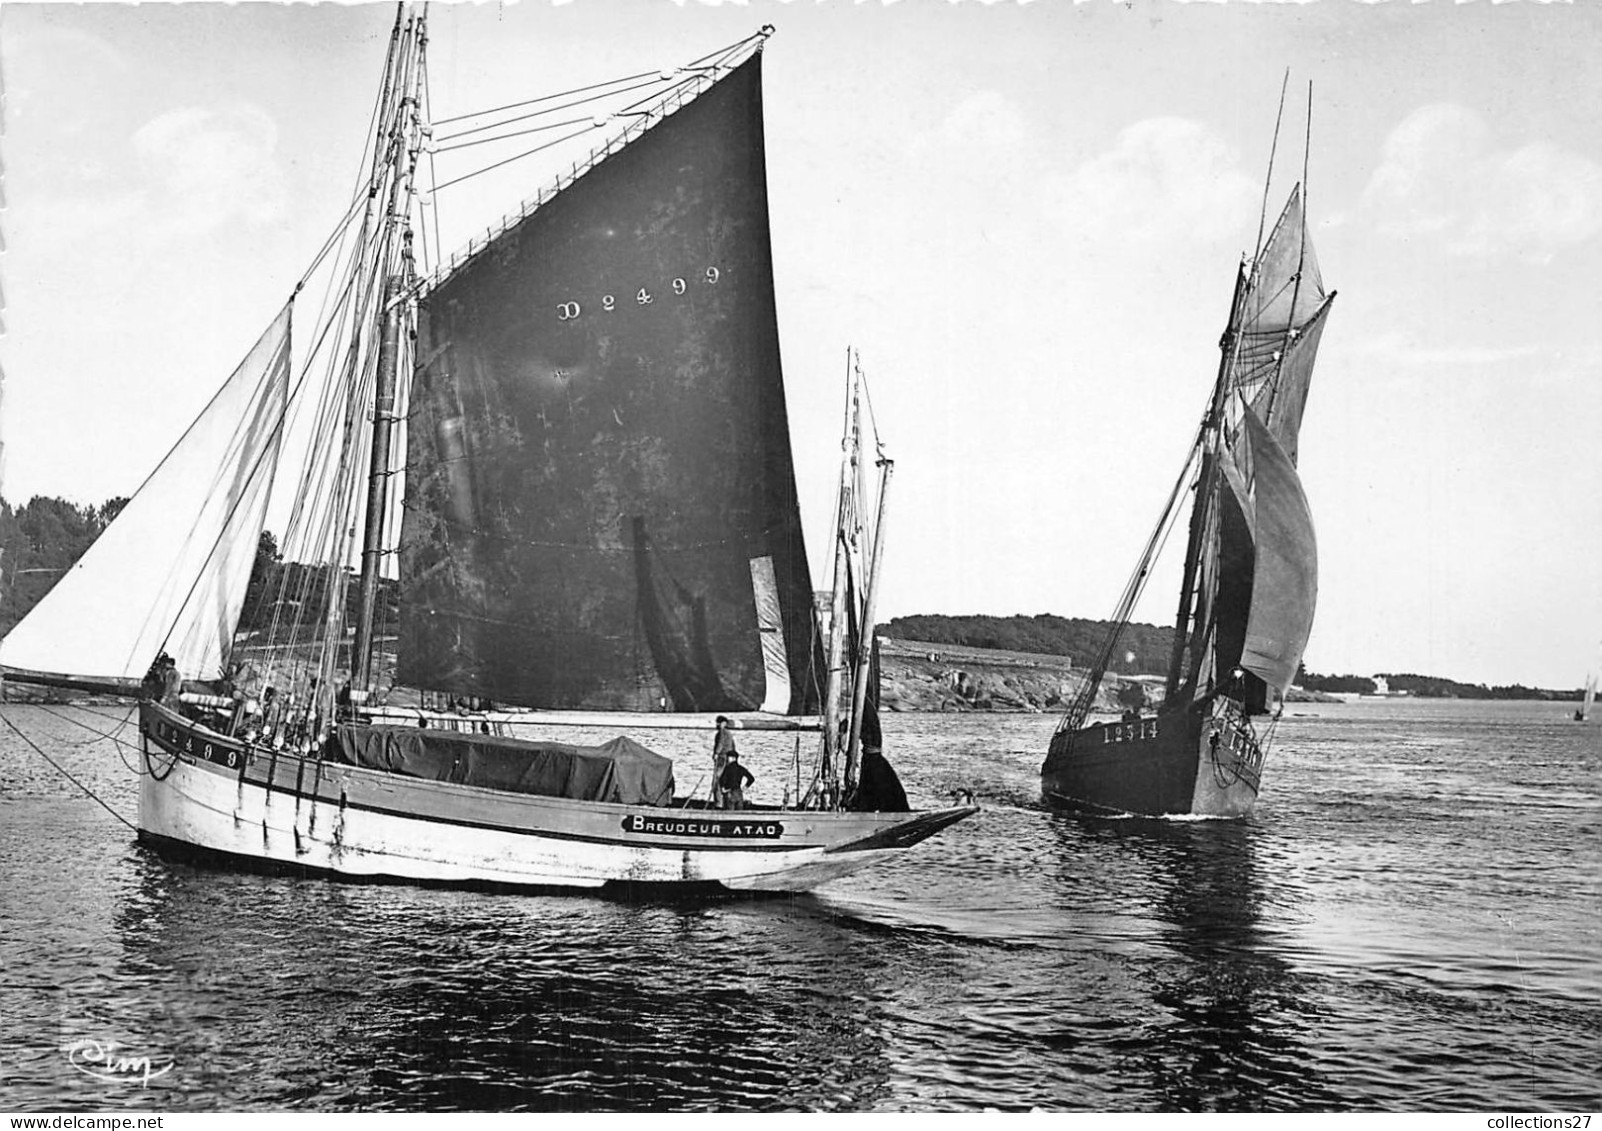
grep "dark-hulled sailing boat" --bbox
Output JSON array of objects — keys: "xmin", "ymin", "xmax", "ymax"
[
  {"xmin": 1042, "ymin": 103, "xmax": 1335, "ymax": 818},
  {"xmin": 0, "ymin": 9, "xmax": 975, "ymax": 890}
]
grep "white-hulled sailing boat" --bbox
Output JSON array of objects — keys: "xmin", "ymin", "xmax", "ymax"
[
  {"xmin": 1576, "ymin": 667, "xmax": 1597, "ymax": 722},
  {"xmin": 1042, "ymin": 90, "xmax": 1335, "ymax": 818},
  {"xmin": 0, "ymin": 9, "xmax": 975, "ymax": 891}
]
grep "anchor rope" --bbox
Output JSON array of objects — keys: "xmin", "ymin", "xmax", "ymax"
[
  {"xmin": 0, "ymin": 709, "xmax": 138, "ymax": 831},
  {"xmin": 37, "ymin": 703, "xmax": 138, "ymax": 744},
  {"xmin": 34, "ymin": 703, "xmax": 144, "ymax": 775}
]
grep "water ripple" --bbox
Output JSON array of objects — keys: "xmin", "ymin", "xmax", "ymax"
[{"xmin": 1, "ymin": 701, "xmax": 1598, "ymax": 1110}]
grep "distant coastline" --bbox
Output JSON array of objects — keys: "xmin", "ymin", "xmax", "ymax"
[
  {"xmin": 877, "ymin": 614, "xmax": 1588, "ymax": 710},
  {"xmin": 876, "ymin": 636, "xmax": 1345, "ymax": 715},
  {"xmin": 0, "ymin": 495, "xmax": 1586, "ymax": 705}
]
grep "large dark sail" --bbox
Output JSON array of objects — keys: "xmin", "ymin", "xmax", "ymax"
[
  {"xmin": 1233, "ymin": 407, "xmax": 1317, "ymax": 694},
  {"xmin": 399, "ymin": 55, "xmax": 821, "ymax": 713}
]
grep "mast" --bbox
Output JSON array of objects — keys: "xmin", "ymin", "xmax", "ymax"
[
  {"xmin": 353, "ymin": 274, "xmax": 404, "ymax": 690},
  {"xmin": 845, "ymin": 438, "xmax": 893, "ymax": 799},
  {"xmin": 353, "ymin": 8, "xmax": 425, "ymax": 692},
  {"xmin": 1264, "ymin": 82, "xmax": 1314, "ymax": 431},
  {"xmin": 820, "ymin": 350, "xmax": 860, "ymax": 803},
  {"xmin": 1163, "ymin": 81, "xmax": 1295, "ymax": 702},
  {"xmin": 1164, "ymin": 263, "xmax": 1249, "ymax": 700}
]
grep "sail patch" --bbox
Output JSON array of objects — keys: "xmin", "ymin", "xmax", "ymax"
[{"xmin": 750, "ymin": 555, "xmax": 791, "ymax": 714}]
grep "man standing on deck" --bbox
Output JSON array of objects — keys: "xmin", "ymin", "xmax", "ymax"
[
  {"xmin": 712, "ymin": 715, "xmax": 736, "ymax": 808},
  {"xmin": 718, "ymin": 750, "xmax": 755, "ymax": 810}
]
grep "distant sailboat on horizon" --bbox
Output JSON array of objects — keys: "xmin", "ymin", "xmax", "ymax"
[{"xmin": 1575, "ymin": 665, "xmax": 1597, "ymax": 722}]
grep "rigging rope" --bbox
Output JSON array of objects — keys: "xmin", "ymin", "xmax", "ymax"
[
  {"xmin": 0, "ymin": 710, "xmax": 137, "ymax": 831},
  {"xmin": 1057, "ymin": 408, "xmax": 1208, "ymax": 734},
  {"xmin": 434, "ymin": 114, "xmax": 602, "ymax": 155},
  {"xmin": 434, "ymin": 77, "xmax": 671, "ymax": 146},
  {"xmin": 422, "ymin": 52, "xmax": 444, "ymax": 277},
  {"xmin": 425, "ymin": 30, "xmax": 768, "ymax": 198},
  {"xmin": 427, "ymin": 27, "xmax": 766, "ymax": 131},
  {"xmin": 34, "ymin": 703, "xmax": 148, "ymax": 776},
  {"xmin": 431, "ymin": 124, "xmax": 596, "ymax": 193},
  {"xmin": 430, "ymin": 68, "xmax": 665, "ymax": 128},
  {"xmin": 150, "ymin": 166, "xmax": 394, "ymax": 678},
  {"xmin": 19, "ymin": 703, "xmax": 138, "ymax": 749}
]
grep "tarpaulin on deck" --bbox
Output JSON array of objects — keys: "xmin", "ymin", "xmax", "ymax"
[{"xmin": 332, "ymin": 725, "xmax": 675, "ymax": 806}]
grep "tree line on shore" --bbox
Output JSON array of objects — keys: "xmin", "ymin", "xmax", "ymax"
[
  {"xmin": 0, "ymin": 495, "xmax": 1583, "ymax": 700},
  {"xmin": 879, "ymin": 613, "xmax": 1584, "ymax": 701},
  {"xmin": 1294, "ymin": 669, "xmax": 1578, "ymax": 701},
  {"xmin": 880, "ymin": 613, "xmax": 1177, "ymax": 676},
  {"xmin": 0, "ymin": 495, "xmax": 128, "ymax": 636}
]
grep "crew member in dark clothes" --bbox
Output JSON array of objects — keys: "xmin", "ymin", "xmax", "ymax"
[
  {"xmin": 711, "ymin": 715, "xmax": 738, "ymax": 808},
  {"xmin": 160, "ymin": 655, "xmax": 182, "ymax": 704},
  {"xmin": 141, "ymin": 653, "xmax": 175, "ymax": 701},
  {"xmin": 717, "ymin": 750, "xmax": 755, "ymax": 810},
  {"xmin": 258, "ymin": 686, "xmax": 282, "ymax": 746}
]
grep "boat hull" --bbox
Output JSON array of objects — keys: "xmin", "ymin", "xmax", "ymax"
[
  {"xmin": 137, "ymin": 703, "xmax": 974, "ymax": 893},
  {"xmin": 1040, "ymin": 697, "xmax": 1263, "ymax": 818}
]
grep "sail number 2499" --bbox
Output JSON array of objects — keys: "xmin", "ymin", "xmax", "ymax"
[{"xmin": 555, "ymin": 267, "xmax": 721, "ymax": 322}]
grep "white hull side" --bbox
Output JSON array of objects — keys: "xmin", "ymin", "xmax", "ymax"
[
  {"xmin": 137, "ymin": 756, "xmax": 911, "ymax": 892},
  {"xmin": 132, "ymin": 697, "xmax": 976, "ymax": 894}
]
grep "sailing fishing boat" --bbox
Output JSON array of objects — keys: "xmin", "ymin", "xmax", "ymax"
[
  {"xmin": 1041, "ymin": 93, "xmax": 1334, "ymax": 818},
  {"xmin": 1575, "ymin": 667, "xmax": 1597, "ymax": 722},
  {"xmin": 0, "ymin": 9, "xmax": 975, "ymax": 890}
]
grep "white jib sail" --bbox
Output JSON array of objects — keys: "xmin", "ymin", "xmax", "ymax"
[{"xmin": 0, "ymin": 305, "xmax": 291, "ymax": 685}]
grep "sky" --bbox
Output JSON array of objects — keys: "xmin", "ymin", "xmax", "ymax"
[{"xmin": 1, "ymin": 0, "xmax": 1598, "ymax": 690}]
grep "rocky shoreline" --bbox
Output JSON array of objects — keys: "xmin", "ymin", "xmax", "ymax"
[{"xmin": 878, "ymin": 637, "xmax": 1339, "ymax": 713}]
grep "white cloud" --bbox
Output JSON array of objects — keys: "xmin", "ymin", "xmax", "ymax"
[
  {"xmin": 1048, "ymin": 117, "xmax": 1261, "ymax": 246},
  {"xmin": 132, "ymin": 104, "xmax": 289, "ymax": 236},
  {"xmin": 937, "ymin": 90, "xmax": 1033, "ymax": 152},
  {"xmin": 1363, "ymin": 103, "xmax": 1602, "ymax": 260}
]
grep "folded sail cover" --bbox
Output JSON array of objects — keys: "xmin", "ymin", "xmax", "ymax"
[
  {"xmin": 401, "ymin": 55, "xmax": 821, "ymax": 713},
  {"xmin": 333, "ymin": 726, "xmax": 675, "ymax": 806}
]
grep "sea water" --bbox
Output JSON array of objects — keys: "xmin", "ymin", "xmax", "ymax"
[{"xmin": 1, "ymin": 698, "xmax": 1596, "ymax": 1111}]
